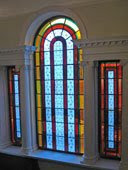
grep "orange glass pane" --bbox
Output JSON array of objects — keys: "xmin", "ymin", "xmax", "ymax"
[
  {"xmin": 38, "ymin": 121, "xmax": 42, "ymax": 134},
  {"xmin": 79, "ymin": 80, "xmax": 84, "ymax": 94},
  {"xmin": 36, "ymin": 80, "xmax": 41, "ymax": 94},
  {"xmin": 118, "ymin": 79, "xmax": 122, "ymax": 94},
  {"xmin": 101, "ymin": 79, "xmax": 104, "ymax": 94},
  {"xmin": 38, "ymin": 135, "xmax": 43, "ymax": 147},
  {"xmin": 79, "ymin": 95, "xmax": 84, "ymax": 109},
  {"xmin": 35, "ymin": 36, "xmax": 41, "ymax": 51},
  {"xmin": 79, "ymin": 66, "xmax": 84, "ymax": 79},
  {"xmin": 37, "ymin": 108, "xmax": 42, "ymax": 121},
  {"xmin": 80, "ymin": 110, "xmax": 84, "ymax": 124},
  {"xmin": 37, "ymin": 94, "xmax": 41, "ymax": 107},
  {"xmin": 36, "ymin": 67, "xmax": 40, "ymax": 80}
]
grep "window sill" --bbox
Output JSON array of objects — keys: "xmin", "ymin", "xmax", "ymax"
[{"xmin": 0, "ymin": 146, "xmax": 120, "ymax": 170}]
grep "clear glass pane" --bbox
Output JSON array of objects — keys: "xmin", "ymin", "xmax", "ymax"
[
  {"xmin": 54, "ymin": 29, "xmax": 63, "ymax": 37},
  {"xmin": 46, "ymin": 31, "xmax": 54, "ymax": 41},
  {"xmin": 15, "ymin": 107, "xmax": 20, "ymax": 119},
  {"xmin": 54, "ymin": 41, "xmax": 63, "ymax": 51},
  {"xmin": 56, "ymin": 123, "xmax": 64, "ymax": 137},
  {"xmin": 62, "ymin": 30, "xmax": 70, "ymax": 39},
  {"xmin": 108, "ymin": 95, "xmax": 114, "ymax": 110},
  {"xmin": 14, "ymin": 80, "xmax": 19, "ymax": 94},
  {"xmin": 67, "ymin": 50, "xmax": 74, "ymax": 64},
  {"xmin": 15, "ymin": 94, "xmax": 19, "ymax": 106},
  {"xmin": 108, "ymin": 79, "xmax": 114, "ymax": 94},
  {"xmin": 108, "ymin": 71, "xmax": 114, "ymax": 78},
  {"xmin": 16, "ymin": 119, "xmax": 20, "ymax": 132},
  {"xmin": 67, "ymin": 80, "xmax": 74, "ymax": 94},
  {"xmin": 56, "ymin": 136, "xmax": 64, "ymax": 151},
  {"xmin": 67, "ymin": 95, "xmax": 74, "ymax": 108},
  {"xmin": 108, "ymin": 141, "xmax": 114, "ymax": 149},
  {"xmin": 68, "ymin": 138, "xmax": 75, "ymax": 152},
  {"xmin": 46, "ymin": 122, "xmax": 52, "ymax": 135},
  {"xmin": 44, "ymin": 52, "xmax": 50, "ymax": 65},
  {"xmin": 108, "ymin": 111, "xmax": 114, "ymax": 126},
  {"xmin": 66, "ymin": 37, "xmax": 73, "ymax": 49},
  {"xmin": 45, "ymin": 81, "xmax": 51, "ymax": 94},
  {"xmin": 47, "ymin": 135, "xmax": 53, "ymax": 149},
  {"xmin": 54, "ymin": 66, "xmax": 63, "ymax": 79},
  {"xmin": 55, "ymin": 80, "xmax": 63, "ymax": 94},
  {"xmin": 68, "ymin": 124, "xmax": 75, "ymax": 137},
  {"xmin": 17, "ymin": 131, "xmax": 21, "ymax": 138},
  {"xmin": 46, "ymin": 109, "xmax": 52, "ymax": 121},
  {"xmin": 67, "ymin": 65, "xmax": 74, "ymax": 79},
  {"xmin": 14, "ymin": 75, "xmax": 18, "ymax": 81},
  {"xmin": 45, "ymin": 95, "xmax": 51, "ymax": 108},
  {"xmin": 44, "ymin": 66, "xmax": 51, "ymax": 80},
  {"xmin": 108, "ymin": 126, "xmax": 114, "ymax": 142},
  {"xmin": 65, "ymin": 19, "xmax": 79, "ymax": 32},
  {"xmin": 55, "ymin": 109, "xmax": 64, "ymax": 123},
  {"xmin": 51, "ymin": 18, "xmax": 65, "ymax": 25},
  {"xmin": 44, "ymin": 39, "xmax": 50, "ymax": 51},
  {"xmin": 68, "ymin": 109, "xmax": 74, "ymax": 123},
  {"xmin": 55, "ymin": 95, "xmax": 64, "ymax": 108}
]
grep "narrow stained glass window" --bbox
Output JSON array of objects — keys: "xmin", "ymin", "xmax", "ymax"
[
  {"xmin": 34, "ymin": 16, "xmax": 84, "ymax": 154},
  {"xmin": 98, "ymin": 61, "xmax": 122, "ymax": 159},
  {"xmin": 8, "ymin": 67, "xmax": 22, "ymax": 145}
]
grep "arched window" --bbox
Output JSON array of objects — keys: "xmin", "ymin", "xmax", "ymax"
[
  {"xmin": 8, "ymin": 66, "xmax": 22, "ymax": 145},
  {"xmin": 34, "ymin": 16, "xmax": 84, "ymax": 154}
]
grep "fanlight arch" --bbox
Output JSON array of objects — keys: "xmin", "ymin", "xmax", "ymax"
[{"xmin": 34, "ymin": 16, "xmax": 84, "ymax": 154}]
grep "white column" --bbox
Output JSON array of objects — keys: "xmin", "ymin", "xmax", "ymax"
[
  {"xmin": 0, "ymin": 67, "xmax": 11, "ymax": 149},
  {"xmin": 20, "ymin": 46, "xmax": 37, "ymax": 154},
  {"xmin": 119, "ymin": 61, "xmax": 128, "ymax": 170},
  {"xmin": 81, "ymin": 61, "xmax": 99, "ymax": 164}
]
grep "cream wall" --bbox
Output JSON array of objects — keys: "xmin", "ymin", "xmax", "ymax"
[{"xmin": 0, "ymin": 0, "xmax": 128, "ymax": 48}]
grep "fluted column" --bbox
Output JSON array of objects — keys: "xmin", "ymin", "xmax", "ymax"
[
  {"xmin": 0, "ymin": 67, "xmax": 11, "ymax": 149},
  {"xmin": 81, "ymin": 61, "xmax": 99, "ymax": 164},
  {"xmin": 119, "ymin": 61, "xmax": 128, "ymax": 170}
]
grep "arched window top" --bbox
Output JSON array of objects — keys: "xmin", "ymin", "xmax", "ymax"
[{"xmin": 34, "ymin": 16, "xmax": 81, "ymax": 52}]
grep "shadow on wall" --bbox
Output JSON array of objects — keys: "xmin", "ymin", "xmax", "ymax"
[{"xmin": 0, "ymin": 153, "xmax": 40, "ymax": 170}]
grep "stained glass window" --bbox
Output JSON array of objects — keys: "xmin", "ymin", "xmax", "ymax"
[
  {"xmin": 34, "ymin": 17, "xmax": 84, "ymax": 154},
  {"xmin": 98, "ymin": 61, "xmax": 122, "ymax": 159},
  {"xmin": 8, "ymin": 67, "xmax": 22, "ymax": 145}
]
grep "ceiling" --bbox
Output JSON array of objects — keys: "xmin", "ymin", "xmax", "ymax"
[{"xmin": 0, "ymin": 0, "xmax": 118, "ymax": 17}]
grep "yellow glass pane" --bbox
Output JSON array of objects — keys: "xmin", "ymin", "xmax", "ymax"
[
  {"xmin": 80, "ymin": 95, "xmax": 84, "ymax": 109},
  {"xmin": 79, "ymin": 124, "xmax": 84, "ymax": 138},
  {"xmin": 79, "ymin": 80, "xmax": 84, "ymax": 94},
  {"xmin": 39, "ymin": 22, "xmax": 51, "ymax": 36},
  {"xmin": 79, "ymin": 66, "xmax": 84, "ymax": 79},
  {"xmin": 37, "ymin": 94, "xmax": 41, "ymax": 107},
  {"xmin": 80, "ymin": 138, "xmax": 84, "ymax": 154},
  {"xmin": 79, "ymin": 49, "xmax": 83, "ymax": 62},
  {"xmin": 76, "ymin": 30, "xmax": 81, "ymax": 39},
  {"xmin": 36, "ymin": 67, "xmax": 40, "ymax": 80},
  {"xmin": 38, "ymin": 135, "xmax": 42, "ymax": 147},
  {"xmin": 36, "ymin": 80, "xmax": 41, "ymax": 94},
  {"xmin": 35, "ymin": 53, "xmax": 40, "ymax": 66},
  {"xmin": 37, "ymin": 108, "xmax": 42, "ymax": 121},
  {"xmin": 38, "ymin": 121, "xmax": 42, "ymax": 134},
  {"xmin": 35, "ymin": 36, "xmax": 41, "ymax": 51},
  {"xmin": 80, "ymin": 110, "xmax": 84, "ymax": 124}
]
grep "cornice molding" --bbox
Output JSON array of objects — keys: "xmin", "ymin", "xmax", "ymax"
[{"xmin": 74, "ymin": 37, "xmax": 128, "ymax": 48}]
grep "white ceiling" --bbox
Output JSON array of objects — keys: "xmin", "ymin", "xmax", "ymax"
[{"xmin": 0, "ymin": 0, "xmax": 117, "ymax": 17}]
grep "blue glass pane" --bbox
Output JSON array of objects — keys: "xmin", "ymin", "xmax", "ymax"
[
  {"xmin": 108, "ymin": 141, "xmax": 114, "ymax": 149},
  {"xmin": 55, "ymin": 80, "xmax": 63, "ymax": 94},
  {"xmin": 56, "ymin": 123, "xmax": 64, "ymax": 136},
  {"xmin": 47, "ymin": 135, "xmax": 53, "ymax": 149},
  {"xmin": 44, "ymin": 52, "xmax": 50, "ymax": 65},
  {"xmin": 62, "ymin": 30, "xmax": 70, "ymax": 39},
  {"xmin": 46, "ymin": 122, "xmax": 52, "ymax": 135},
  {"xmin": 14, "ymin": 80, "xmax": 19, "ymax": 94},
  {"xmin": 16, "ymin": 119, "xmax": 20, "ymax": 132},
  {"xmin": 108, "ymin": 79, "xmax": 114, "ymax": 94},
  {"xmin": 15, "ymin": 107, "xmax": 20, "ymax": 119},
  {"xmin": 46, "ymin": 31, "xmax": 54, "ymax": 41},
  {"xmin": 68, "ymin": 138, "xmax": 75, "ymax": 152},
  {"xmin": 108, "ymin": 111, "xmax": 114, "ymax": 126},
  {"xmin": 108, "ymin": 71, "xmax": 114, "ymax": 78},
  {"xmin": 44, "ymin": 66, "xmax": 51, "ymax": 80},
  {"xmin": 56, "ymin": 136, "xmax": 64, "ymax": 151},
  {"xmin": 44, "ymin": 39, "xmax": 50, "ymax": 51},
  {"xmin": 66, "ymin": 37, "xmax": 73, "ymax": 49},
  {"xmin": 68, "ymin": 124, "xmax": 75, "ymax": 137},
  {"xmin": 54, "ymin": 51, "xmax": 63, "ymax": 65},
  {"xmin": 54, "ymin": 29, "xmax": 62, "ymax": 37},
  {"xmin": 15, "ymin": 94, "xmax": 19, "ymax": 106},
  {"xmin": 55, "ymin": 109, "xmax": 64, "ymax": 123},
  {"xmin": 67, "ymin": 95, "xmax": 74, "ymax": 108},
  {"xmin": 46, "ymin": 109, "xmax": 52, "ymax": 121},
  {"xmin": 67, "ymin": 80, "xmax": 74, "ymax": 94},
  {"xmin": 67, "ymin": 65, "xmax": 74, "ymax": 79},
  {"xmin": 45, "ymin": 81, "xmax": 51, "ymax": 94},
  {"xmin": 17, "ymin": 131, "xmax": 21, "ymax": 138},
  {"xmin": 54, "ymin": 41, "xmax": 63, "ymax": 51},
  {"xmin": 54, "ymin": 66, "xmax": 63, "ymax": 79},
  {"xmin": 68, "ymin": 109, "xmax": 74, "ymax": 123},
  {"xmin": 14, "ymin": 75, "xmax": 18, "ymax": 81},
  {"xmin": 108, "ymin": 95, "xmax": 114, "ymax": 110},
  {"xmin": 67, "ymin": 50, "xmax": 74, "ymax": 64},
  {"xmin": 45, "ymin": 95, "xmax": 51, "ymax": 108},
  {"xmin": 108, "ymin": 126, "xmax": 114, "ymax": 148},
  {"xmin": 55, "ymin": 95, "xmax": 63, "ymax": 108}
]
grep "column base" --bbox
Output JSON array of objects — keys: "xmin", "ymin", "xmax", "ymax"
[
  {"xmin": 81, "ymin": 154, "xmax": 99, "ymax": 165},
  {"xmin": 21, "ymin": 144, "xmax": 38, "ymax": 155},
  {"xmin": 119, "ymin": 161, "xmax": 128, "ymax": 170}
]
